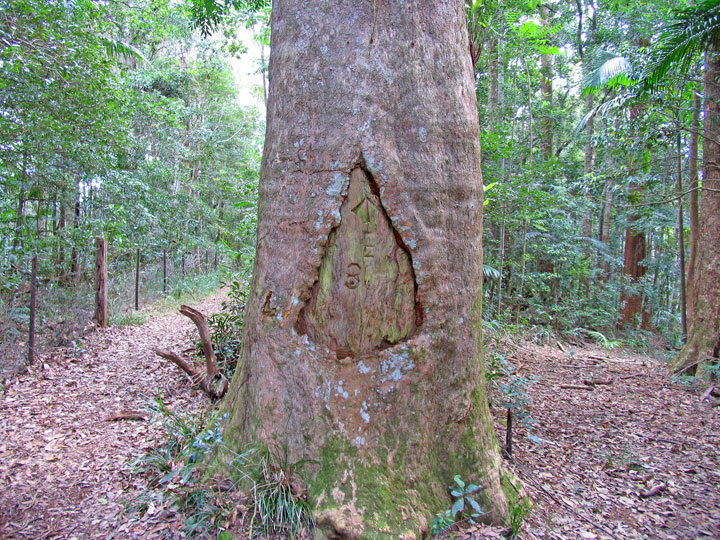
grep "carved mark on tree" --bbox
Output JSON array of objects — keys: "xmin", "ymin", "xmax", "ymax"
[{"xmin": 297, "ymin": 167, "xmax": 419, "ymax": 360}]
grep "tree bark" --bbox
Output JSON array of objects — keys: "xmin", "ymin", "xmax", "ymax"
[
  {"xmin": 620, "ymin": 106, "xmax": 650, "ymax": 329},
  {"xmin": 539, "ymin": 4, "xmax": 553, "ymax": 159},
  {"xmin": 28, "ymin": 255, "xmax": 37, "ymax": 364},
  {"xmin": 673, "ymin": 48, "xmax": 720, "ymax": 372},
  {"xmin": 94, "ymin": 237, "xmax": 108, "ymax": 328},
  {"xmin": 676, "ymin": 133, "xmax": 687, "ymax": 339},
  {"xmin": 218, "ymin": 1, "xmax": 511, "ymax": 538},
  {"xmin": 686, "ymin": 90, "xmax": 701, "ymax": 321}
]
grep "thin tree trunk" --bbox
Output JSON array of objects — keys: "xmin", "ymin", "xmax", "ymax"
[
  {"xmin": 70, "ymin": 190, "xmax": 81, "ymax": 283},
  {"xmin": 539, "ymin": 4, "xmax": 553, "ymax": 159},
  {"xmin": 686, "ymin": 90, "xmax": 701, "ymax": 321},
  {"xmin": 163, "ymin": 249, "xmax": 167, "ymax": 294},
  {"xmin": 677, "ymin": 133, "xmax": 687, "ymax": 339},
  {"xmin": 135, "ymin": 248, "xmax": 140, "ymax": 311},
  {"xmin": 28, "ymin": 255, "xmax": 37, "ymax": 364},
  {"xmin": 497, "ymin": 205, "xmax": 506, "ymax": 317}
]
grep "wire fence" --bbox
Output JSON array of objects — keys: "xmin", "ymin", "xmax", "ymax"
[{"xmin": 1, "ymin": 243, "xmax": 233, "ymax": 381}]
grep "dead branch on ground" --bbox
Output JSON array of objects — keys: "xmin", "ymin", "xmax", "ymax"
[{"xmin": 153, "ymin": 304, "xmax": 228, "ymax": 398}]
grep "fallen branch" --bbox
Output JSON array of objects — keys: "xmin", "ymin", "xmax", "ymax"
[
  {"xmin": 560, "ymin": 384, "xmax": 594, "ymax": 391},
  {"xmin": 700, "ymin": 385, "xmax": 716, "ymax": 402},
  {"xmin": 153, "ymin": 305, "xmax": 228, "ymax": 398},
  {"xmin": 105, "ymin": 410, "xmax": 147, "ymax": 422},
  {"xmin": 180, "ymin": 305, "xmax": 219, "ymax": 379}
]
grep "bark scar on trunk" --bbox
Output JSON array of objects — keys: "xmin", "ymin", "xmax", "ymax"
[{"xmin": 297, "ymin": 165, "xmax": 421, "ymax": 360}]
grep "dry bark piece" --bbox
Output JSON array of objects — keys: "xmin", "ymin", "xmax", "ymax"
[
  {"xmin": 105, "ymin": 410, "xmax": 147, "ymax": 422},
  {"xmin": 639, "ymin": 483, "xmax": 667, "ymax": 498}
]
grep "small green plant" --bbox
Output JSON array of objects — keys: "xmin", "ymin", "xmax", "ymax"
[
  {"xmin": 449, "ymin": 475, "xmax": 484, "ymax": 522},
  {"xmin": 133, "ymin": 398, "xmax": 315, "ymax": 539},
  {"xmin": 498, "ymin": 369, "xmax": 537, "ymax": 432},
  {"xmin": 252, "ymin": 446, "xmax": 315, "ymax": 539},
  {"xmin": 207, "ymin": 277, "xmax": 247, "ymax": 376},
  {"xmin": 569, "ymin": 327, "xmax": 622, "ymax": 350},
  {"xmin": 507, "ymin": 498, "xmax": 532, "ymax": 539},
  {"xmin": 432, "ymin": 475, "xmax": 485, "ymax": 535},
  {"xmin": 431, "ymin": 509, "xmax": 455, "ymax": 535}
]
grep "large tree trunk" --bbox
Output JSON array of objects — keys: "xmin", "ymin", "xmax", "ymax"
[
  {"xmin": 673, "ymin": 48, "xmax": 720, "ymax": 373},
  {"xmin": 219, "ymin": 1, "xmax": 510, "ymax": 538},
  {"xmin": 620, "ymin": 211, "xmax": 650, "ymax": 329}
]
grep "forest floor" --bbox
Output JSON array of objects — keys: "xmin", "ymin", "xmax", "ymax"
[{"xmin": 1, "ymin": 296, "xmax": 719, "ymax": 540}]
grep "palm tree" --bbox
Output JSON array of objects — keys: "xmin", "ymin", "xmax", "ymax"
[{"xmin": 641, "ymin": 0, "xmax": 720, "ymax": 374}]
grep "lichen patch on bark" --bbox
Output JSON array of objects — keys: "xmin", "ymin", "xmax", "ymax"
[{"xmin": 297, "ymin": 167, "xmax": 419, "ymax": 360}]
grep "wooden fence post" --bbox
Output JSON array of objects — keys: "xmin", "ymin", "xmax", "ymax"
[
  {"xmin": 28, "ymin": 255, "xmax": 37, "ymax": 364},
  {"xmin": 135, "ymin": 247, "xmax": 140, "ymax": 311},
  {"xmin": 94, "ymin": 237, "xmax": 108, "ymax": 327}
]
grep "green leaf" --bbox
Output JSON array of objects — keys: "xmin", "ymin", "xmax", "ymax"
[
  {"xmin": 450, "ymin": 487, "xmax": 463, "ymax": 498},
  {"xmin": 453, "ymin": 474, "xmax": 465, "ymax": 489},
  {"xmin": 467, "ymin": 496, "xmax": 483, "ymax": 515},
  {"xmin": 451, "ymin": 497, "xmax": 465, "ymax": 518}
]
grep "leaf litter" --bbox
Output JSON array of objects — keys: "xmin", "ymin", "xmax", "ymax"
[
  {"xmin": 0, "ymin": 294, "xmax": 224, "ymax": 539},
  {"xmin": 1, "ymin": 305, "xmax": 719, "ymax": 539}
]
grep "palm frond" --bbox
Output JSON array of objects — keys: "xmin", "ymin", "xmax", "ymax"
[
  {"xmin": 581, "ymin": 52, "xmax": 635, "ymax": 96},
  {"xmin": 101, "ymin": 39, "xmax": 147, "ymax": 64},
  {"xmin": 641, "ymin": 0, "xmax": 720, "ymax": 92}
]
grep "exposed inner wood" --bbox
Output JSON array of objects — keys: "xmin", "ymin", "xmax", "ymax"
[{"xmin": 297, "ymin": 167, "xmax": 418, "ymax": 359}]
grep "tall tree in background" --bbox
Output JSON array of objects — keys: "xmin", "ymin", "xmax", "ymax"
[
  {"xmin": 218, "ymin": 0, "xmax": 511, "ymax": 537},
  {"xmin": 642, "ymin": 0, "xmax": 720, "ymax": 371}
]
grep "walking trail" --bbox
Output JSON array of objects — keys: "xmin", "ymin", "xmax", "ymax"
[{"xmin": 0, "ymin": 293, "xmax": 224, "ymax": 539}]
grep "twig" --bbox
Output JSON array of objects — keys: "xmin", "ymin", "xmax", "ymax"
[
  {"xmin": 560, "ymin": 384, "xmax": 594, "ymax": 391},
  {"xmin": 618, "ymin": 373, "xmax": 643, "ymax": 380},
  {"xmin": 700, "ymin": 385, "xmax": 715, "ymax": 402}
]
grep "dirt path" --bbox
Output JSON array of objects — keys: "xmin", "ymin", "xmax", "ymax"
[
  {"xmin": 0, "ymin": 293, "xmax": 225, "ymax": 539},
  {"xmin": 492, "ymin": 342, "xmax": 720, "ymax": 540}
]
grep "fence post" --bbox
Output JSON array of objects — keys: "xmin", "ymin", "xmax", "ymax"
[
  {"xmin": 135, "ymin": 247, "xmax": 140, "ymax": 311},
  {"xmin": 28, "ymin": 255, "xmax": 37, "ymax": 364},
  {"xmin": 94, "ymin": 237, "xmax": 108, "ymax": 327}
]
